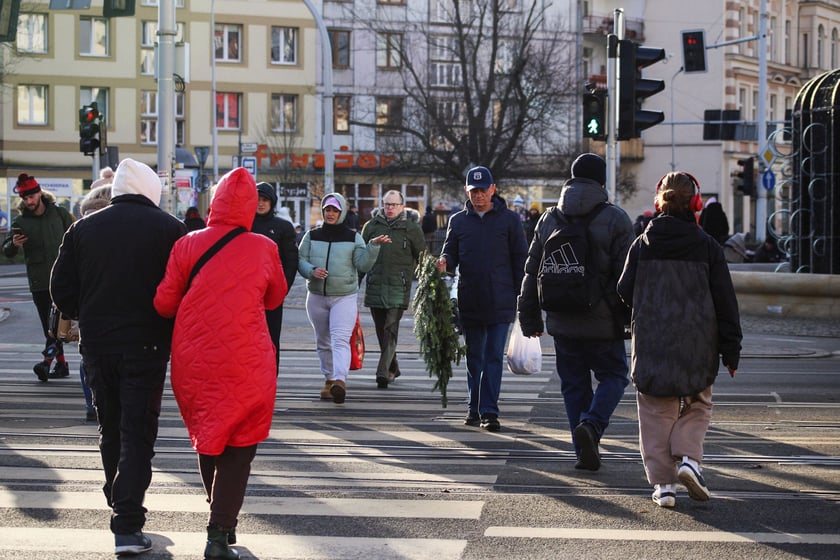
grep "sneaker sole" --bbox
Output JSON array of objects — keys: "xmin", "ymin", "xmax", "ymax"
[
  {"xmin": 678, "ymin": 464, "xmax": 711, "ymax": 501},
  {"xmin": 652, "ymin": 491, "xmax": 676, "ymax": 508},
  {"xmin": 573, "ymin": 424, "xmax": 601, "ymax": 471},
  {"xmin": 114, "ymin": 545, "xmax": 152, "ymax": 555}
]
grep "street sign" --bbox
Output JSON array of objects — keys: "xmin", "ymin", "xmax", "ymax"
[
  {"xmin": 762, "ymin": 169, "xmax": 776, "ymax": 191},
  {"xmin": 240, "ymin": 142, "xmax": 258, "ymax": 153},
  {"xmin": 242, "ymin": 156, "xmax": 257, "ymax": 178},
  {"xmin": 759, "ymin": 144, "xmax": 775, "ymax": 168}
]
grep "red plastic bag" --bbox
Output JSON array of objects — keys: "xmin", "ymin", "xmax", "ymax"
[{"xmin": 349, "ymin": 313, "xmax": 365, "ymax": 370}]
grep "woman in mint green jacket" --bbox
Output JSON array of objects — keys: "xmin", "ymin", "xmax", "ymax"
[{"xmin": 298, "ymin": 192, "xmax": 390, "ymax": 403}]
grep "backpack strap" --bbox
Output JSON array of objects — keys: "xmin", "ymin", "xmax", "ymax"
[{"xmin": 186, "ymin": 227, "xmax": 246, "ymax": 291}]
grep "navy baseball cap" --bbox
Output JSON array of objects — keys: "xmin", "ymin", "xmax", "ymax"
[{"xmin": 465, "ymin": 166, "xmax": 494, "ymax": 190}]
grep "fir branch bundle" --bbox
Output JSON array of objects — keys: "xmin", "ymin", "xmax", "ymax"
[{"xmin": 412, "ymin": 252, "xmax": 466, "ymax": 407}]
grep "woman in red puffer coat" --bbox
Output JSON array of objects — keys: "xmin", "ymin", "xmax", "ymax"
[{"xmin": 154, "ymin": 167, "xmax": 286, "ymax": 559}]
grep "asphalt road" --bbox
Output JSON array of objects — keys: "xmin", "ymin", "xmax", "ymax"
[{"xmin": 0, "ymin": 264, "xmax": 838, "ymax": 559}]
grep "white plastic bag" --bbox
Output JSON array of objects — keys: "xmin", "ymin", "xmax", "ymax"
[{"xmin": 506, "ymin": 319, "xmax": 542, "ymax": 375}]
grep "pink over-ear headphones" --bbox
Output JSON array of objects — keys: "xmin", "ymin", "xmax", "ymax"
[{"xmin": 654, "ymin": 171, "xmax": 702, "ymax": 213}]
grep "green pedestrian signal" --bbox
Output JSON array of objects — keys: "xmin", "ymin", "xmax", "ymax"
[{"xmin": 583, "ymin": 90, "xmax": 606, "ymax": 141}]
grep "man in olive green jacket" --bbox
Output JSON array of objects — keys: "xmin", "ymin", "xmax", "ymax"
[{"xmin": 361, "ymin": 190, "xmax": 426, "ymax": 388}]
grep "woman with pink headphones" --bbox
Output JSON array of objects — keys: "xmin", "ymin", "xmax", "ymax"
[{"xmin": 617, "ymin": 171, "xmax": 742, "ymax": 509}]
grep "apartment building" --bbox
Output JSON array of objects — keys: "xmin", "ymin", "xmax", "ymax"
[
  {"xmin": 2, "ymin": 0, "xmax": 319, "ymax": 224},
  {"xmin": 628, "ymin": 1, "xmax": 838, "ymax": 238}
]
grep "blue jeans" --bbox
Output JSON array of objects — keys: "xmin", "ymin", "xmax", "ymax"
[
  {"xmin": 553, "ymin": 338, "xmax": 629, "ymax": 455},
  {"xmin": 82, "ymin": 348, "xmax": 168, "ymax": 535},
  {"xmin": 463, "ymin": 323, "xmax": 509, "ymax": 417}
]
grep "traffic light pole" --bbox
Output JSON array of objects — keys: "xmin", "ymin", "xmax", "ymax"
[
  {"xmin": 157, "ymin": 0, "xmax": 177, "ymax": 213},
  {"xmin": 605, "ymin": 10, "xmax": 623, "ymax": 205},
  {"xmin": 755, "ymin": 0, "xmax": 768, "ymax": 242}
]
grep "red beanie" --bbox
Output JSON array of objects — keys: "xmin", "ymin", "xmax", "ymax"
[{"xmin": 14, "ymin": 173, "xmax": 41, "ymax": 197}]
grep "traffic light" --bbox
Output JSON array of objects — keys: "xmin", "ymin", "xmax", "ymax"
[
  {"xmin": 733, "ymin": 157, "xmax": 755, "ymax": 196},
  {"xmin": 617, "ymin": 39, "xmax": 666, "ymax": 140},
  {"xmin": 79, "ymin": 102, "xmax": 100, "ymax": 156},
  {"xmin": 582, "ymin": 89, "xmax": 606, "ymax": 141},
  {"xmin": 681, "ymin": 30, "xmax": 707, "ymax": 73}
]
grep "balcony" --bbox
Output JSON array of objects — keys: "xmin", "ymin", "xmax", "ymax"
[{"xmin": 581, "ymin": 14, "xmax": 644, "ymax": 41}]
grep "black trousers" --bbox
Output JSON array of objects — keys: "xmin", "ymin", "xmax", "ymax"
[
  {"xmin": 32, "ymin": 290, "xmax": 61, "ymax": 357},
  {"xmin": 265, "ymin": 305, "xmax": 284, "ymax": 374},
  {"xmin": 199, "ymin": 444, "xmax": 258, "ymax": 528},
  {"xmin": 370, "ymin": 307, "xmax": 404, "ymax": 378},
  {"xmin": 83, "ymin": 348, "xmax": 168, "ymax": 534}
]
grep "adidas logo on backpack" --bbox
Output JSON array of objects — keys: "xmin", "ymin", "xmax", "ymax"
[{"xmin": 537, "ymin": 203, "xmax": 608, "ymax": 312}]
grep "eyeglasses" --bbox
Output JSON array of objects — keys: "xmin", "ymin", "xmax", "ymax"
[{"xmin": 383, "ymin": 202, "xmax": 403, "ymax": 208}]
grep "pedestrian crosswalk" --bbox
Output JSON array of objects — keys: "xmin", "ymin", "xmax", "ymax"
[
  {"xmin": 2, "ymin": 343, "xmax": 839, "ymax": 559},
  {"xmin": 0, "ymin": 345, "xmax": 562, "ymax": 559}
]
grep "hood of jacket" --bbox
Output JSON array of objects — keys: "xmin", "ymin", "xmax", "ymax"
[
  {"xmin": 320, "ymin": 192, "xmax": 348, "ymax": 224},
  {"xmin": 558, "ymin": 177, "xmax": 608, "ymax": 217},
  {"xmin": 642, "ymin": 214, "xmax": 709, "ymax": 258},
  {"xmin": 111, "ymin": 158, "xmax": 162, "ymax": 205},
  {"xmin": 207, "ymin": 167, "xmax": 258, "ymax": 230},
  {"xmin": 369, "ymin": 206, "xmax": 420, "ymax": 223}
]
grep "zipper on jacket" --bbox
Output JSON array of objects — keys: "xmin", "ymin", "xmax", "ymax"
[{"xmin": 321, "ymin": 240, "xmax": 332, "ymax": 296}]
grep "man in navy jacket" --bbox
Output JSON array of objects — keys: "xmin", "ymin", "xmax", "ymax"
[{"xmin": 437, "ymin": 166, "xmax": 528, "ymax": 432}]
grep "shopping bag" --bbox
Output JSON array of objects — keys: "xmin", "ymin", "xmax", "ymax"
[
  {"xmin": 506, "ymin": 319, "xmax": 542, "ymax": 375},
  {"xmin": 349, "ymin": 313, "xmax": 365, "ymax": 370}
]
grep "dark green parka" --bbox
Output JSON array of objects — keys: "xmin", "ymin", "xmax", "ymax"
[
  {"xmin": 361, "ymin": 207, "xmax": 425, "ymax": 309},
  {"xmin": 2, "ymin": 191, "xmax": 74, "ymax": 292}
]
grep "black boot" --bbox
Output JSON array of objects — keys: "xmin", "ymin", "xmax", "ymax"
[{"xmin": 204, "ymin": 524, "xmax": 239, "ymax": 559}]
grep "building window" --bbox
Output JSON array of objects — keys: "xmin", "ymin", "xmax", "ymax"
[
  {"xmin": 376, "ymin": 97, "xmax": 403, "ymax": 134},
  {"xmin": 216, "ymin": 92, "xmax": 241, "ymax": 130},
  {"xmin": 79, "ymin": 17, "xmax": 109, "ymax": 57},
  {"xmin": 16, "ymin": 13, "xmax": 47, "ymax": 54},
  {"xmin": 271, "ymin": 26, "xmax": 298, "ymax": 65},
  {"xmin": 271, "ymin": 93, "xmax": 298, "ymax": 132},
  {"xmin": 329, "ymin": 29, "xmax": 350, "ymax": 69},
  {"xmin": 802, "ymin": 32, "xmax": 809, "ymax": 68},
  {"xmin": 431, "ymin": 0, "xmax": 471, "ymax": 23},
  {"xmin": 430, "ymin": 35, "xmax": 461, "ymax": 87},
  {"xmin": 81, "ymin": 86, "xmax": 109, "ymax": 124},
  {"xmin": 140, "ymin": 90, "xmax": 186, "ymax": 145},
  {"xmin": 377, "ymin": 32, "xmax": 402, "ymax": 69},
  {"xmin": 817, "ymin": 25, "xmax": 826, "ymax": 69},
  {"xmin": 769, "ymin": 16, "xmax": 777, "ymax": 62},
  {"xmin": 215, "ymin": 24, "xmax": 241, "ymax": 62},
  {"xmin": 832, "ymin": 28, "xmax": 839, "ymax": 69},
  {"xmin": 17, "ymin": 84, "xmax": 48, "ymax": 126},
  {"xmin": 334, "ymin": 95, "xmax": 351, "ymax": 133},
  {"xmin": 141, "ymin": 20, "xmax": 185, "ymax": 76},
  {"xmin": 784, "ymin": 20, "xmax": 791, "ymax": 65}
]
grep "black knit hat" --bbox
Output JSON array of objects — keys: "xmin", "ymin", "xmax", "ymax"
[
  {"xmin": 571, "ymin": 153, "xmax": 606, "ymax": 186},
  {"xmin": 256, "ymin": 182, "xmax": 277, "ymax": 206}
]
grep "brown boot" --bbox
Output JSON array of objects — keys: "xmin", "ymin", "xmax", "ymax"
[
  {"xmin": 319, "ymin": 380, "xmax": 335, "ymax": 400},
  {"xmin": 330, "ymin": 379, "xmax": 346, "ymax": 404}
]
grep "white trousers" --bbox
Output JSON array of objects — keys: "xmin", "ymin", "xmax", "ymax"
[{"xmin": 305, "ymin": 292, "xmax": 358, "ymax": 382}]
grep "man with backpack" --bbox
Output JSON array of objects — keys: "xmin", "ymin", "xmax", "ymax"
[{"xmin": 517, "ymin": 153, "xmax": 634, "ymax": 471}]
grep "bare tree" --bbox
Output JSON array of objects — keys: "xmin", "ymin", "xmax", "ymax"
[{"xmin": 346, "ymin": 0, "xmax": 580, "ymax": 185}]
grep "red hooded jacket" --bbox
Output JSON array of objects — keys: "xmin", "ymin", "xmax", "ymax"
[{"xmin": 154, "ymin": 168, "xmax": 286, "ymax": 455}]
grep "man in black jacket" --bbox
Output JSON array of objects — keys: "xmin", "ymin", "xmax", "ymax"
[
  {"xmin": 253, "ymin": 182, "xmax": 298, "ymax": 374},
  {"xmin": 50, "ymin": 159, "xmax": 186, "ymax": 556},
  {"xmin": 518, "ymin": 153, "xmax": 634, "ymax": 472}
]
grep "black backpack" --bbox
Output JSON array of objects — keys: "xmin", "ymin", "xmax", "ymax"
[{"xmin": 537, "ymin": 202, "xmax": 608, "ymax": 312}]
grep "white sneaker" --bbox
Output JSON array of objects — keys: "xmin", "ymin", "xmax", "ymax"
[
  {"xmin": 652, "ymin": 484, "xmax": 676, "ymax": 508},
  {"xmin": 678, "ymin": 457, "xmax": 711, "ymax": 501}
]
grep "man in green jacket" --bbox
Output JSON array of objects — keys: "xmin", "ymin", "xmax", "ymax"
[
  {"xmin": 2, "ymin": 174, "xmax": 75, "ymax": 381},
  {"xmin": 361, "ymin": 190, "xmax": 426, "ymax": 389}
]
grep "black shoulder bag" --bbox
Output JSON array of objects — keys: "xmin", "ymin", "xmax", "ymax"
[{"xmin": 185, "ymin": 227, "xmax": 246, "ymax": 291}]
